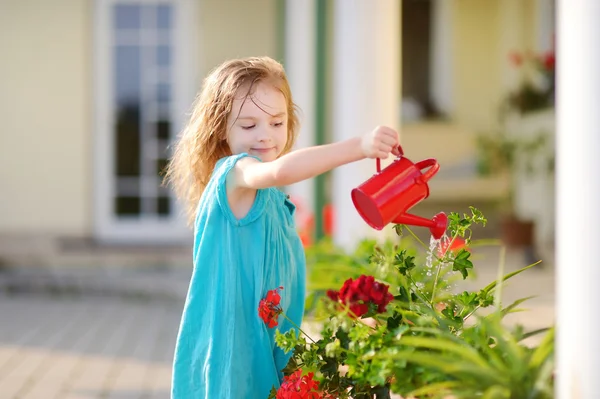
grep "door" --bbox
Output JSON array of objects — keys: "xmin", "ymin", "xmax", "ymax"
[{"xmin": 94, "ymin": 0, "xmax": 195, "ymax": 244}]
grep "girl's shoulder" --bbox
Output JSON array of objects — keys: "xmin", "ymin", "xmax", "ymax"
[
  {"xmin": 211, "ymin": 153, "xmax": 261, "ymax": 182},
  {"xmin": 203, "ymin": 153, "xmax": 271, "ymax": 226}
]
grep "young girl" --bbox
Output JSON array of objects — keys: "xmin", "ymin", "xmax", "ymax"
[{"xmin": 165, "ymin": 56, "xmax": 399, "ymax": 398}]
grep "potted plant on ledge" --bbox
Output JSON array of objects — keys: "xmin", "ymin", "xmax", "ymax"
[
  {"xmin": 476, "ymin": 48, "xmax": 555, "ymax": 250},
  {"xmin": 476, "ymin": 129, "xmax": 553, "ymax": 248}
]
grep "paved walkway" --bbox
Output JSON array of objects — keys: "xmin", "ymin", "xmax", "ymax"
[
  {"xmin": 0, "ymin": 295, "xmax": 182, "ymax": 399},
  {"xmin": 0, "ymin": 245, "xmax": 555, "ymax": 398}
]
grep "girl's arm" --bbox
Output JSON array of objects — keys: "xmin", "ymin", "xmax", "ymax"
[{"xmin": 232, "ymin": 125, "xmax": 400, "ymax": 189}]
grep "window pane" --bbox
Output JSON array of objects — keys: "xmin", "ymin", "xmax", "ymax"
[
  {"xmin": 115, "ymin": 105, "xmax": 141, "ymax": 176},
  {"xmin": 114, "ymin": 45, "xmax": 141, "ymax": 176},
  {"xmin": 115, "ymin": 197, "xmax": 141, "ymax": 216},
  {"xmin": 156, "ymin": 120, "xmax": 170, "ymax": 140},
  {"xmin": 157, "ymin": 82, "xmax": 171, "ymax": 102},
  {"xmin": 114, "ymin": 46, "xmax": 140, "ymax": 107},
  {"xmin": 157, "ymin": 196, "xmax": 171, "ymax": 216},
  {"xmin": 116, "ymin": 179, "xmax": 140, "ymax": 196},
  {"xmin": 157, "ymin": 45, "xmax": 170, "ymax": 67},
  {"xmin": 114, "ymin": 4, "xmax": 141, "ymax": 30},
  {"xmin": 157, "ymin": 5, "xmax": 172, "ymax": 30}
]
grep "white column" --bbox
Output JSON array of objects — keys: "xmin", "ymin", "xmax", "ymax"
[
  {"xmin": 556, "ymin": 1, "xmax": 600, "ymax": 398},
  {"xmin": 285, "ymin": 0, "xmax": 316, "ymax": 216},
  {"xmin": 332, "ymin": 0, "xmax": 400, "ymax": 250}
]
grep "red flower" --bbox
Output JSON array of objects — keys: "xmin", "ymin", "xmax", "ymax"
[
  {"xmin": 327, "ymin": 275, "xmax": 394, "ymax": 318},
  {"xmin": 326, "ymin": 289, "xmax": 339, "ymax": 302},
  {"xmin": 277, "ymin": 369, "xmax": 323, "ymax": 399},
  {"xmin": 258, "ymin": 287, "xmax": 283, "ymax": 328},
  {"xmin": 542, "ymin": 51, "xmax": 555, "ymax": 71}
]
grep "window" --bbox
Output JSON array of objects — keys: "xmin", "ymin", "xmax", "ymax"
[{"xmin": 94, "ymin": 0, "xmax": 194, "ymax": 243}]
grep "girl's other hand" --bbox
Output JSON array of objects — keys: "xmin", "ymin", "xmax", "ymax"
[{"xmin": 360, "ymin": 126, "xmax": 400, "ymax": 159}]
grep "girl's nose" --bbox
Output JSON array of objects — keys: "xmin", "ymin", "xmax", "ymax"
[{"xmin": 257, "ymin": 129, "xmax": 271, "ymax": 142}]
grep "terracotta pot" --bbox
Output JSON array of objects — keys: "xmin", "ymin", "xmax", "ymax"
[{"xmin": 500, "ymin": 216, "xmax": 535, "ymax": 247}]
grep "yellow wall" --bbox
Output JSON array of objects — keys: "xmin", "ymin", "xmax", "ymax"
[
  {"xmin": 0, "ymin": 0, "xmax": 278, "ymax": 237},
  {"xmin": 0, "ymin": 0, "xmax": 92, "ymax": 235},
  {"xmin": 452, "ymin": 0, "xmax": 502, "ymax": 131},
  {"xmin": 0, "ymin": 0, "xmax": 544, "ymax": 237},
  {"xmin": 451, "ymin": 0, "xmax": 542, "ymax": 132},
  {"xmin": 196, "ymin": 0, "xmax": 279, "ymax": 82}
]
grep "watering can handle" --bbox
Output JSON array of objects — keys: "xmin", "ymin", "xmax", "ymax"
[
  {"xmin": 376, "ymin": 144, "xmax": 405, "ymax": 173},
  {"xmin": 415, "ymin": 159, "xmax": 440, "ymax": 183}
]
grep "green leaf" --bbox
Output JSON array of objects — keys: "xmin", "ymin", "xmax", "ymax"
[
  {"xmin": 481, "ymin": 385, "xmax": 511, "ymax": 399},
  {"xmin": 529, "ymin": 327, "xmax": 555, "ymax": 369},
  {"xmin": 394, "ymin": 250, "xmax": 416, "ymax": 275},
  {"xmin": 395, "ymin": 286, "xmax": 411, "ymax": 303},
  {"xmin": 479, "ymin": 317, "xmax": 525, "ymax": 373},
  {"xmin": 301, "ymin": 350, "xmax": 321, "ymax": 369},
  {"xmin": 386, "ymin": 350, "xmax": 505, "ymax": 385},
  {"xmin": 519, "ymin": 327, "xmax": 551, "ymax": 342},
  {"xmin": 501, "ymin": 296, "xmax": 536, "ymax": 317},
  {"xmin": 362, "ymin": 301, "xmax": 381, "ymax": 319},
  {"xmin": 398, "ymin": 336, "xmax": 494, "ymax": 371},
  {"xmin": 387, "ymin": 312, "xmax": 403, "ymax": 330},
  {"xmin": 336, "ymin": 328, "xmax": 351, "ymax": 350},
  {"xmin": 477, "ymin": 290, "xmax": 494, "ymax": 307},
  {"xmin": 441, "ymin": 307, "xmax": 462, "ymax": 324},
  {"xmin": 481, "ymin": 261, "xmax": 542, "ymax": 295},
  {"xmin": 407, "ymin": 381, "xmax": 463, "ymax": 398},
  {"xmin": 455, "ymin": 291, "xmax": 478, "ymax": 306},
  {"xmin": 275, "ymin": 329, "xmax": 299, "ymax": 353},
  {"xmin": 320, "ymin": 356, "xmax": 339, "ymax": 377},
  {"xmin": 268, "ymin": 386, "xmax": 278, "ymax": 399},
  {"xmin": 452, "ymin": 249, "xmax": 473, "ymax": 279},
  {"xmin": 393, "ymin": 224, "xmax": 404, "ymax": 236},
  {"xmin": 469, "ymin": 206, "xmax": 487, "ymax": 226}
]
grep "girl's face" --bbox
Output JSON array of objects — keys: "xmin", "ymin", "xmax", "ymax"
[{"xmin": 226, "ymin": 82, "xmax": 288, "ymax": 162}]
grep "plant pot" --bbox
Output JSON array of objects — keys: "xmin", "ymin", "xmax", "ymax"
[{"xmin": 500, "ymin": 216, "xmax": 535, "ymax": 247}]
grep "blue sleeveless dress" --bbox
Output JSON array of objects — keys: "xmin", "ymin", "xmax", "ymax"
[{"xmin": 171, "ymin": 153, "xmax": 306, "ymax": 399}]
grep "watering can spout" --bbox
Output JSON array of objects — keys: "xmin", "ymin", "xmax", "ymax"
[{"xmin": 393, "ymin": 212, "xmax": 448, "ymax": 240}]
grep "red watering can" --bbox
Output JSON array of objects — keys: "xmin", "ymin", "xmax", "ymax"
[{"xmin": 351, "ymin": 145, "xmax": 448, "ymax": 239}]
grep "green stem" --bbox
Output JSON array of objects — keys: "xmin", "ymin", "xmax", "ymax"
[
  {"xmin": 431, "ymin": 234, "xmax": 458, "ymax": 305},
  {"xmin": 463, "ymin": 305, "xmax": 481, "ymax": 322},
  {"xmin": 406, "ymin": 225, "xmax": 446, "ymax": 266},
  {"xmin": 468, "ymin": 238, "xmax": 503, "ymax": 247},
  {"xmin": 338, "ymin": 302, "xmax": 378, "ymax": 330},
  {"xmin": 281, "ymin": 313, "xmax": 317, "ymax": 344},
  {"xmin": 404, "ymin": 226, "xmax": 428, "ymax": 249},
  {"xmin": 493, "ymin": 246, "xmax": 507, "ymax": 309},
  {"xmin": 406, "ymin": 275, "xmax": 432, "ymax": 308}
]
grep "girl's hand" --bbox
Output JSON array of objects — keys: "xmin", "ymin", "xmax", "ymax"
[{"xmin": 360, "ymin": 126, "xmax": 400, "ymax": 159}]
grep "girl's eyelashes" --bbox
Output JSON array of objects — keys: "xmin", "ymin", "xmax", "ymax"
[{"xmin": 240, "ymin": 122, "xmax": 284, "ymax": 130}]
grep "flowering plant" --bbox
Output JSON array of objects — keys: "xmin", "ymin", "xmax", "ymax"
[
  {"xmin": 264, "ymin": 207, "xmax": 554, "ymax": 399},
  {"xmin": 276, "ymin": 370, "xmax": 323, "ymax": 399},
  {"xmin": 326, "ymin": 275, "xmax": 394, "ymax": 318},
  {"xmin": 504, "ymin": 49, "xmax": 555, "ymax": 115},
  {"xmin": 259, "ymin": 287, "xmax": 284, "ymax": 328}
]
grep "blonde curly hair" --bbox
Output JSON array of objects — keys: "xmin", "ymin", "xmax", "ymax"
[{"xmin": 164, "ymin": 56, "xmax": 300, "ymax": 225}]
